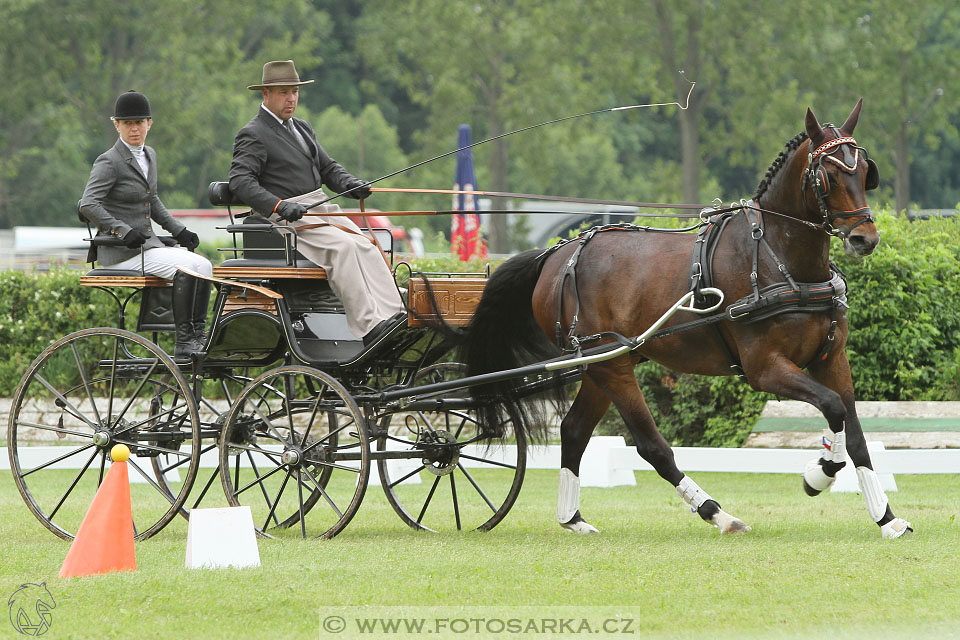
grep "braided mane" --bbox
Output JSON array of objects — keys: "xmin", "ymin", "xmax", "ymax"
[{"xmin": 754, "ymin": 131, "xmax": 808, "ymax": 201}]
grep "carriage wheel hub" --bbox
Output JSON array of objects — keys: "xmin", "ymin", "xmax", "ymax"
[
  {"xmin": 282, "ymin": 449, "xmax": 301, "ymax": 466},
  {"xmin": 421, "ymin": 430, "xmax": 459, "ymax": 476},
  {"xmin": 92, "ymin": 431, "xmax": 111, "ymax": 447}
]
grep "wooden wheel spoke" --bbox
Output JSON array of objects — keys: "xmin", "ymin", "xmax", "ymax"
[
  {"xmin": 416, "ymin": 475, "xmax": 442, "ymax": 524},
  {"xmin": 70, "ymin": 342, "xmax": 102, "ymax": 424},
  {"xmin": 19, "ymin": 443, "xmax": 97, "ymax": 477},
  {"xmin": 48, "ymin": 449, "xmax": 100, "ymax": 520},
  {"xmin": 457, "ymin": 464, "xmax": 498, "ymax": 513}
]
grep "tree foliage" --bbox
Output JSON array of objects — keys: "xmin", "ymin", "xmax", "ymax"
[{"xmin": 0, "ymin": 1, "xmax": 958, "ymax": 234}]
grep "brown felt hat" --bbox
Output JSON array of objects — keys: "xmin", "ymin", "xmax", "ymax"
[{"xmin": 247, "ymin": 60, "xmax": 314, "ymax": 90}]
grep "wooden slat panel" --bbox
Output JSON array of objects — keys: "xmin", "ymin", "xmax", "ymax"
[
  {"xmin": 80, "ymin": 275, "xmax": 168, "ymax": 288},
  {"xmin": 213, "ymin": 266, "xmax": 327, "ymax": 279},
  {"xmin": 222, "ymin": 289, "xmax": 278, "ymax": 315},
  {"xmin": 407, "ymin": 277, "xmax": 486, "ymax": 326}
]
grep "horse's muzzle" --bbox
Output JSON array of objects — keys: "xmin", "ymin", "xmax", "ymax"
[{"xmin": 843, "ymin": 228, "xmax": 880, "ymax": 257}]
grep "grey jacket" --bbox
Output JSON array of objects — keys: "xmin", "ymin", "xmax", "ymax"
[
  {"xmin": 229, "ymin": 108, "xmax": 363, "ymax": 215},
  {"xmin": 79, "ymin": 138, "xmax": 185, "ymax": 266}
]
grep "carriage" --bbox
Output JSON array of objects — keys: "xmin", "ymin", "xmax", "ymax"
[
  {"xmin": 7, "ymin": 177, "xmax": 716, "ymax": 542},
  {"xmin": 8, "ymin": 100, "xmax": 912, "ymax": 541}
]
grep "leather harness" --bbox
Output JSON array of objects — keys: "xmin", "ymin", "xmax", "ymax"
[{"xmin": 540, "ymin": 204, "xmax": 848, "ymax": 373}]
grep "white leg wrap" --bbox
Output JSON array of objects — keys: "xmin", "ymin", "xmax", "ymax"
[
  {"xmin": 821, "ymin": 428, "xmax": 846, "ymax": 464},
  {"xmin": 557, "ymin": 468, "xmax": 581, "ymax": 523},
  {"xmin": 802, "ymin": 459, "xmax": 835, "ymax": 492},
  {"xmin": 676, "ymin": 476, "xmax": 712, "ymax": 513},
  {"xmin": 856, "ymin": 466, "xmax": 889, "ymax": 522}
]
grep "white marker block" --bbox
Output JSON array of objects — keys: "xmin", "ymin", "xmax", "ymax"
[
  {"xmin": 186, "ymin": 506, "xmax": 261, "ymax": 569},
  {"xmin": 831, "ymin": 441, "xmax": 897, "ymax": 493},
  {"xmin": 580, "ymin": 436, "xmax": 637, "ymax": 488}
]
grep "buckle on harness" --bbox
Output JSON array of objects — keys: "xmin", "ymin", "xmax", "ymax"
[{"xmin": 728, "ymin": 303, "xmax": 751, "ymax": 320}]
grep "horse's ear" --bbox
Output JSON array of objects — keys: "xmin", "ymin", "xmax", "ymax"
[
  {"xmin": 805, "ymin": 107, "xmax": 823, "ymax": 140},
  {"xmin": 841, "ymin": 98, "xmax": 864, "ymax": 134}
]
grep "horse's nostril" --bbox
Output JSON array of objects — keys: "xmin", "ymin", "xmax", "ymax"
[{"xmin": 847, "ymin": 234, "xmax": 878, "ymax": 254}]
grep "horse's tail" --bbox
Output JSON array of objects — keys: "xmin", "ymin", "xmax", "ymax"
[{"xmin": 460, "ymin": 249, "xmax": 563, "ymax": 442}]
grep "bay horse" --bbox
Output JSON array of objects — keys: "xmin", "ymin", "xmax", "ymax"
[{"xmin": 462, "ymin": 99, "xmax": 913, "ymax": 539}]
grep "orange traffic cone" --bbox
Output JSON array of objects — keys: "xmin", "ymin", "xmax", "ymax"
[{"xmin": 58, "ymin": 444, "xmax": 137, "ymax": 578}]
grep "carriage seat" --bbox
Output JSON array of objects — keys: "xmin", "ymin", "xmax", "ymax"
[
  {"xmin": 80, "ymin": 268, "xmax": 168, "ymax": 288},
  {"xmin": 214, "ymin": 257, "xmax": 328, "ymax": 280},
  {"xmin": 208, "ymin": 180, "xmax": 392, "ymax": 280}
]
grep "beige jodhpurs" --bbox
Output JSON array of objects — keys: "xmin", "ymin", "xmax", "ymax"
[{"xmin": 280, "ymin": 188, "xmax": 404, "ymax": 337}]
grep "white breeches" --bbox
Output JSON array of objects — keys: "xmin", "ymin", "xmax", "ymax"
[{"xmin": 109, "ymin": 247, "xmax": 213, "ymax": 280}]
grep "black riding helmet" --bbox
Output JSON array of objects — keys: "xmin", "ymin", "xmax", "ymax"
[{"xmin": 113, "ymin": 90, "xmax": 151, "ymax": 120}]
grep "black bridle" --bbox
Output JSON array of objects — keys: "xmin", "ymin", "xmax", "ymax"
[{"xmin": 801, "ymin": 133, "xmax": 879, "ymax": 238}]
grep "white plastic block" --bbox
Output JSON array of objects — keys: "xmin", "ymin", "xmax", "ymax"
[
  {"xmin": 579, "ymin": 436, "xmax": 637, "ymax": 487},
  {"xmin": 186, "ymin": 506, "xmax": 261, "ymax": 569},
  {"xmin": 831, "ymin": 441, "xmax": 897, "ymax": 493}
]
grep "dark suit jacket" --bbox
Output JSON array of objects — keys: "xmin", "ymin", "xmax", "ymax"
[
  {"xmin": 79, "ymin": 139, "xmax": 185, "ymax": 266},
  {"xmin": 229, "ymin": 107, "xmax": 362, "ymax": 215}
]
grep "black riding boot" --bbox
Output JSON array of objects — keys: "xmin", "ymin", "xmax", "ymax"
[
  {"xmin": 173, "ymin": 271, "xmax": 205, "ymax": 358},
  {"xmin": 191, "ymin": 277, "xmax": 211, "ymax": 346}
]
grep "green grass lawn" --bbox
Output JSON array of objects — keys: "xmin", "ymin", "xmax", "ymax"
[{"xmin": 2, "ymin": 469, "xmax": 959, "ymax": 639}]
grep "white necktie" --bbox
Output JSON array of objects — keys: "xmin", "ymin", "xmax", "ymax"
[{"xmin": 131, "ymin": 147, "xmax": 148, "ymax": 178}]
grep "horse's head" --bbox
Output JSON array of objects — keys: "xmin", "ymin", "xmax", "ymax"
[{"xmin": 803, "ymin": 99, "xmax": 881, "ymax": 257}]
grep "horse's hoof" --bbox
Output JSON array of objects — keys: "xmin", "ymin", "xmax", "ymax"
[
  {"xmin": 802, "ymin": 458, "xmax": 838, "ymax": 496},
  {"xmin": 802, "ymin": 478, "xmax": 822, "ymax": 497},
  {"xmin": 720, "ymin": 519, "xmax": 752, "ymax": 535},
  {"xmin": 560, "ymin": 520, "xmax": 600, "ymax": 534},
  {"xmin": 714, "ymin": 510, "xmax": 751, "ymax": 534},
  {"xmin": 881, "ymin": 518, "xmax": 913, "ymax": 539}
]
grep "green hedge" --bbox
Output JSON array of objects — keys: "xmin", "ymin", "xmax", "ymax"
[
  {"xmin": 3, "ymin": 213, "xmax": 959, "ymax": 447},
  {"xmin": 0, "ymin": 270, "xmax": 117, "ymax": 395}
]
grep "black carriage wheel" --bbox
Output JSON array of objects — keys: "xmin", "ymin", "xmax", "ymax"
[
  {"xmin": 153, "ymin": 368, "xmax": 261, "ymax": 516},
  {"xmin": 7, "ymin": 327, "xmax": 201, "ymax": 541},
  {"xmin": 375, "ymin": 363, "xmax": 527, "ymax": 533},
  {"xmin": 219, "ymin": 366, "xmax": 368, "ymax": 539}
]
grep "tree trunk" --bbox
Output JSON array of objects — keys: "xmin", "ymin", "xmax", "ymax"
[
  {"xmin": 655, "ymin": 0, "xmax": 704, "ymax": 205},
  {"xmin": 488, "ymin": 125, "xmax": 510, "ymax": 253},
  {"xmin": 894, "ymin": 122, "xmax": 910, "ymax": 214},
  {"xmin": 680, "ymin": 108, "xmax": 700, "ymax": 204},
  {"xmin": 485, "ymin": 33, "xmax": 510, "ymax": 254},
  {"xmin": 894, "ymin": 73, "xmax": 910, "ymax": 214}
]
